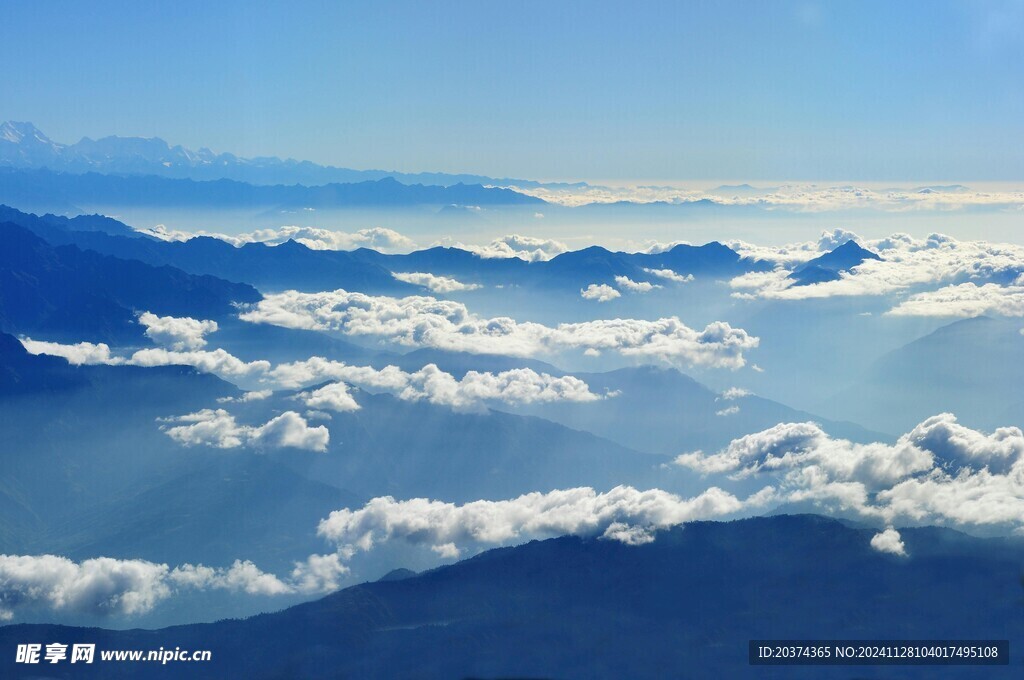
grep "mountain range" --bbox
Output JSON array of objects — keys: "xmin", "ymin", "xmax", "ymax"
[
  {"xmin": 1, "ymin": 514, "xmax": 1018, "ymax": 678},
  {"xmin": 0, "ymin": 205, "xmax": 769, "ymax": 294},
  {"xmin": 0, "ymin": 121, "xmax": 574, "ymax": 190}
]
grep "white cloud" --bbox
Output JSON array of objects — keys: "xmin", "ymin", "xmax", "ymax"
[
  {"xmin": 614, "ymin": 276, "xmax": 661, "ymax": 293},
  {"xmin": 297, "ymin": 382, "xmax": 361, "ymax": 413},
  {"xmin": 159, "ymin": 409, "xmax": 329, "ymax": 452},
  {"xmin": 643, "ymin": 268, "xmax": 694, "ymax": 283},
  {"xmin": 129, "ymin": 348, "xmax": 271, "ymax": 382},
  {"xmin": 0, "ymin": 552, "xmax": 346, "ymax": 620},
  {"xmin": 0, "ymin": 554, "xmax": 171, "ymax": 619},
  {"xmin": 19, "ymin": 339, "xmax": 123, "ymax": 365},
  {"xmin": 141, "ymin": 225, "xmax": 416, "ymax": 253},
  {"xmin": 238, "ymin": 290, "xmax": 759, "ymax": 369},
  {"xmin": 392, "ymin": 272, "xmax": 482, "ymax": 293},
  {"xmin": 138, "ymin": 312, "xmax": 218, "ymax": 351},
  {"xmin": 870, "ymin": 527, "xmax": 907, "ymax": 556},
  {"xmin": 715, "ymin": 406, "xmax": 740, "ymax": 416},
  {"xmin": 719, "ymin": 387, "xmax": 751, "ymax": 400},
  {"xmin": 581, "ymin": 283, "xmax": 621, "ymax": 302},
  {"xmin": 674, "ymin": 414, "xmax": 1024, "ymax": 532},
  {"xmin": 217, "ymin": 389, "xmax": 273, "ymax": 404},
  {"xmin": 169, "ymin": 560, "xmax": 292, "ymax": 596},
  {"xmin": 455, "ymin": 234, "xmax": 569, "ymax": 262},
  {"xmin": 886, "ymin": 279, "xmax": 1024, "ymax": 317},
  {"xmin": 317, "ymin": 485, "xmax": 771, "ymax": 559},
  {"xmin": 20, "ymin": 338, "xmax": 610, "ymax": 410},
  {"xmin": 279, "ymin": 362, "xmax": 609, "ymax": 413},
  {"xmin": 509, "ymin": 182, "xmax": 1024, "ymax": 212}
]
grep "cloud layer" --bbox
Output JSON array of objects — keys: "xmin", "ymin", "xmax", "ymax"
[
  {"xmin": 674, "ymin": 413, "xmax": 1024, "ymax": 531},
  {"xmin": 318, "ymin": 485, "xmax": 773, "ymax": 559},
  {"xmin": 728, "ymin": 231, "xmax": 1024, "ymax": 317},
  {"xmin": 0, "ymin": 553, "xmax": 345, "ymax": 620},
  {"xmin": 238, "ymin": 290, "xmax": 759, "ymax": 369},
  {"xmin": 142, "ymin": 225, "xmax": 416, "ymax": 253}
]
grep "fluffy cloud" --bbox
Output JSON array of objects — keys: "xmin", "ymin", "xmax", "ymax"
[
  {"xmin": 581, "ymin": 283, "xmax": 621, "ymax": 302},
  {"xmin": 18, "ymin": 339, "xmax": 123, "ymax": 365},
  {"xmin": 217, "ymin": 389, "xmax": 273, "ymax": 404},
  {"xmin": 238, "ymin": 290, "xmax": 759, "ymax": 369},
  {"xmin": 455, "ymin": 234, "xmax": 569, "ymax": 262},
  {"xmin": 643, "ymin": 268, "xmax": 693, "ymax": 283},
  {"xmin": 715, "ymin": 406, "xmax": 739, "ymax": 416},
  {"xmin": 870, "ymin": 527, "xmax": 907, "ymax": 556},
  {"xmin": 886, "ymin": 278, "xmax": 1024, "ymax": 317},
  {"xmin": 0, "ymin": 553, "xmax": 345, "ymax": 620},
  {"xmin": 129, "ymin": 348, "xmax": 272, "ymax": 382},
  {"xmin": 20, "ymin": 338, "xmax": 610, "ymax": 410},
  {"xmin": 317, "ymin": 485, "xmax": 772, "ymax": 559},
  {"xmin": 614, "ymin": 276, "xmax": 661, "ymax": 293},
  {"xmin": 674, "ymin": 414, "xmax": 1024, "ymax": 531},
  {"xmin": 142, "ymin": 225, "xmax": 416, "ymax": 253},
  {"xmin": 719, "ymin": 387, "xmax": 751, "ymax": 400},
  {"xmin": 298, "ymin": 382, "xmax": 361, "ymax": 413},
  {"xmin": 391, "ymin": 271, "xmax": 482, "ymax": 293},
  {"xmin": 0, "ymin": 554, "xmax": 171, "ymax": 619},
  {"xmin": 277, "ymin": 361, "xmax": 608, "ymax": 412},
  {"xmin": 138, "ymin": 312, "xmax": 218, "ymax": 351},
  {"xmin": 159, "ymin": 409, "xmax": 329, "ymax": 452}
]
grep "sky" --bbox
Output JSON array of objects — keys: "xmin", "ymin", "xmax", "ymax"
[{"xmin": 1, "ymin": 0, "xmax": 1022, "ymax": 181}]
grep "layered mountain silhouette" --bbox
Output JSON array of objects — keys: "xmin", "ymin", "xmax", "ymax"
[
  {"xmin": 1, "ymin": 514, "xmax": 1018, "ymax": 679},
  {"xmin": 0, "ymin": 220, "xmax": 259, "ymax": 343},
  {"xmin": 0, "ymin": 120, "xmax": 576, "ymax": 189},
  {"xmin": 0, "ymin": 167, "xmax": 542, "ymax": 216},
  {"xmin": 821, "ymin": 315, "xmax": 1024, "ymax": 433},
  {"xmin": 0, "ymin": 205, "xmax": 769, "ymax": 292}
]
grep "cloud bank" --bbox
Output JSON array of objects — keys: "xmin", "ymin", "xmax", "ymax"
[
  {"xmin": 0, "ymin": 553, "xmax": 345, "ymax": 620},
  {"xmin": 142, "ymin": 225, "xmax": 417, "ymax": 253},
  {"xmin": 729, "ymin": 231, "xmax": 1024, "ymax": 316},
  {"xmin": 674, "ymin": 413, "xmax": 1024, "ymax": 531},
  {"xmin": 318, "ymin": 485, "xmax": 773, "ymax": 559},
  {"xmin": 238, "ymin": 290, "xmax": 759, "ymax": 369}
]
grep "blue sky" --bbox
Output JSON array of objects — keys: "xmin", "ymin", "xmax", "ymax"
[{"xmin": 2, "ymin": 0, "xmax": 1022, "ymax": 181}]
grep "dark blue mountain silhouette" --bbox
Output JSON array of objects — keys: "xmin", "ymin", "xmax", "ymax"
[
  {"xmin": 0, "ymin": 167, "xmax": 543, "ymax": 214},
  {"xmin": 0, "ymin": 221, "xmax": 260, "ymax": 343},
  {"xmin": 790, "ymin": 240, "xmax": 881, "ymax": 286},
  {"xmin": 0, "ymin": 206, "xmax": 415, "ymax": 294},
  {"xmin": 0, "ymin": 514, "xmax": 1017, "ymax": 679},
  {"xmin": 0, "ymin": 206, "xmax": 770, "ymax": 293}
]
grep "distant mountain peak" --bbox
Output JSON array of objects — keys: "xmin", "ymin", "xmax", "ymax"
[
  {"xmin": 0, "ymin": 121, "xmax": 55, "ymax": 145},
  {"xmin": 790, "ymin": 239, "xmax": 881, "ymax": 286}
]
